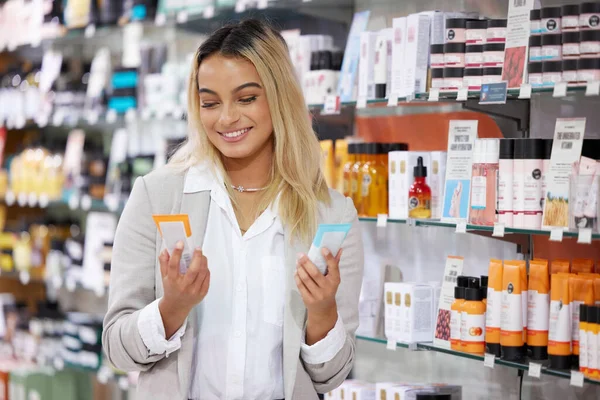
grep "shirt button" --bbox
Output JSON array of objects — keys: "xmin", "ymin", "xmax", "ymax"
[{"xmin": 234, "ymin": 330, "xmax": 242, "ymax": 338}]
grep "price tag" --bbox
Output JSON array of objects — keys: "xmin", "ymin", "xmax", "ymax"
[
  {"xmin": 19, "ymin": 271, "xmax": 30, "ymax": 285},
  {"xmin": 141, "ymin": 109, "xmax": 152, "ymax": 121},
  {"xmin": 428, "ymin": 88, "xmax": 440, "ymax": 102},
  {"xmin": 15, "ymin": 115, "xmax": 26, "ymax": 129},
  {"xmin": 94, "ymin": 285, "xmax": 106, "ymax": 298},
  {"xmin": 52, "ymin": 111, "xmax": 64, "ymax": 126},
  {"xmin": 86, "ymin": 110, "xmax": 99, "ymax": 125},
  {"xmin": 84, "ymin": 24, "xmax": 96, "ymax": 38},
  {"xmin": 408, "ymin": 342, "xmax": 418, "ymax": 351},
  {"xmin": 68, "ymin": 194, "xmax": 80, "ymax": 210},
  {"xmin": 106, "ymin": 109, "xmax": 118, "ymax": 124},
  {"xmin": 38, "ymin": 194, "xmax": 49, "ymax": 208},
  {"xmin": 66, "ymin": 277, "xmax": 77, "ymax": 293},
  {"xmin": 322, "ymin": 95, "xmax": 341, "ymax": 115},
  {"xmin": 235, "ymin": 1, "xmax": 246, "ymax": 13},
  {"xmin": 528, "ymin": 362, "xmax": 542, "ymax": 378},
  {"xmin": 36, "ymin": 114, "xmax": 48, "ymax": 128},
  {"xmin": 456, "ymin": 87, "xmax": 469, "ymax": 101},
  {"xmin": 519, "ymin": 84, "xmax": 532, "ymax": 99},
  {"xmin": 105, "ymin": 196, "xmax": 120, "ymax": 212},
  {"xmin": 18, "ymin": 193, "xmax": 27, "ymax": 207},
  {"xmin": 29, "ymin": 320, "xmax": 43, "ymax": 336},
  {"xmin": 387, "ymin": 94, "xmax": 398, "ymax": 107},
  {"xmin": 53, "ymin": 357, "xmax": 64, "ymax": 371},
  {"xmin": 455, "ymin": 221, "xmax": 467, "ymax": 233},
  {"xmin": 97, "ymin": 367, "xmax": 110, "ymax": 385},
  {"xmin": 386, "ymin": 339, "xmax": 397, "ymax": 351},
  {"xmin": 155, "ymin": 13, "xmax": 166, "ymax": 26},
  {"xmin": 5, "ymin": 190, "xmax": 15, "ymax": 206},
  {"xmin": 118, "ymin": 376, "xmax": 129, "ymax": 391},
  {"xmin": 258, "ymin": 0, "xmax": 268, "ymax": 9},
  {"xmin": 80, "ymin": 195, "xmax": 92, "ymax": 211},
  {"xmin": 570, "ymin": 371, "xmax": 584, "ymax": 387},
  {"xmin": 200, "ymin": 5, "xmax": 214, "ymax": 18},
  {"xmin": 552, "ymin": 82, "xmax": 568, "ymax": 98},
  {"xmin": 377, "ymin": 214, "xmax": 388, "ymax": 228},
  {"xmin": 492, "ymin": 223, "xmax": 505, "ymax": 237},
  {"xmin": 356, "ymin": 96, "xmax": 367, "ymax": 109},
  {"xmin": 176, "ymin": 10, "xmax": 188, "ymax": 24},
  {"xmin": 578, "ymin": 228, "xmax": 593, "ymax": 244},
  {"xmin": 550, "ymin": 228, "xmax": 564, "ymax": 242},
  {"xmin": 30, "ymin": 34, "xmax": 42, "ymax": 48},
  {"xmin": 585, "ymin": 81, "xmax": 600, "ymax": 97},
  {"xmin": 52, "ymin": 275, "xmax": 62, "ymax": 289},
  {"xmin": 125, "ymin": 109, "xmax": 137, "ymax": 123},
  {"xmin": 27, "ymin": 193, "xmax": 37, "ymax": 208},
  {"xmin": 484, "ymin": 353, "xmax": 495, "ymax": 369}
]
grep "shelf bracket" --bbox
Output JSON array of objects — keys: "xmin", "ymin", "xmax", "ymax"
[{"xmin": 462, "ymin": 99, "xmax": 530, "ymax": 134}]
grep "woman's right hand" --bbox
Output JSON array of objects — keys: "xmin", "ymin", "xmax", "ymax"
[{"xmin": 158, "ymin": 241, "xmax": 210, "ymax": 338}]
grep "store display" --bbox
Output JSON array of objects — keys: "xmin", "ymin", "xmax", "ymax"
[{"xmin": 580, "ymin": 2, "xmax": 600, "ymax": 30}]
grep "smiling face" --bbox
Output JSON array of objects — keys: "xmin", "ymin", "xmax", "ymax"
[{"xmin": 197, "ymin": 54, "xmax": 274, "ymax": 162}]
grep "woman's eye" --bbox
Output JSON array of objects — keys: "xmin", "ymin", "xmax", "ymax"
[
  {"xmin": 201, "ymin": 102, "xmax": 218, "ymax": 109},
  {"xmin": 239, "ymin": 96, "xmax": 257, "ymax": 104}
]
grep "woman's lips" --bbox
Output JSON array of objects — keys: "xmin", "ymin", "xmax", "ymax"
[{"xmin": 218, "ymin": 127, "xmax": 252, "ymax": 142}]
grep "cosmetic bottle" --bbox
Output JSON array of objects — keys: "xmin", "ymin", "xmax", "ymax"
[
  {"xmin": 527, "ymin": 259, "xmax": 550, "ymax": 360},
  {"xmin": 486, "ymin": 259, "xmax": 503, "ymax": 357},
  {"xmin": 481, "ymin": 275, "xmax": 488, "ymax": 306},
  {"xmin": 501, "ymin": 261, "xmax": 525, "ymax": 361},
  {"xmin": 343, "ymin": 143, "xmax": 358, "ymax": 198},
  {"xmin": 351, "ymin": 143, "xmax": 367, "ymax": 211},
  {"xmin": 523, "ymin": 139, "xmax": 544, "ymax": 229},
  {"xmin": 498, "ymin": 139, "xmax": 515, "ymax": 227},
  {"xmin": 541, "ymin": 139, "xmax": 553, "ymax": 212},
  {"xmin": 408, "ymin": 157, "xmax": 431, "ymax": 219},
  {"xmin": 362, "ymin": 143, "xmax": 388, "ymax": 217},
  {"xmin": 587, "ymin": 306, "xmax": 599, "ymax": 378},
  {"xmin": 580, "ymin": 304, "xmax": 589, "ymax": 375},
  {"xmin": 469, "ymin": 140, "xmax": 485, "ymax": 225},
  {"xmin": 549, "ymin": 273, "xmax": 572, "ymax": 369},
  {"xmin": 451, "ymin": 276, "xmax": 469, "ymax": 351},
  {"xmin": 461, "ymin": 285, "xmax": 486, "ymax": 355},
  {"xmin": 483, "ymin": 139, "xmax": 499, "ymax": 226}
]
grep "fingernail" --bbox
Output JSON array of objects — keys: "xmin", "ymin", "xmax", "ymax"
[
  {"xmin": 160, "ymin": 249, "xmax": 168, "ymax": 257},
  {"xmin": 321, "ymin": 248, "xmax": 331, "ymax": 257},
  {"xmin": 176, "ymin": 241, "xmax": 184, "ymax": 250},
  {"xmin": 195, "ymin": 247, "xmax": 202, "ymax": 252},
  {"xmin": 296, "ymin": 253, "xmax": 305, "ymax": 261}
]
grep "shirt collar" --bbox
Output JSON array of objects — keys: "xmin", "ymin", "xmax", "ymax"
[{"xmin": 183, "ymin": 163, "xmax": 221, "ymax": 194}]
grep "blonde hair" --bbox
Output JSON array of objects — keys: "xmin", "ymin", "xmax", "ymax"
[{"xmin": 169, "ymin": 20, "xmax": 330, "ymax": 244}]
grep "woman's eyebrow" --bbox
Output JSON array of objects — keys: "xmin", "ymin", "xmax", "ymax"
[{"xmin": 198, "ymin": 82, "xmax": 262, "ymax": 95}]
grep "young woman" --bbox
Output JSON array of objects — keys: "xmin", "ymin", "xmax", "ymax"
[{"xmin": 103, "ymin": 19, "xmax": 364, "ymax": 400}]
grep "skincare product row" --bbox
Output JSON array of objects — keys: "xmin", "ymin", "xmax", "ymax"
[
  {"xmin": 528, "ymin": 58, "xmax": 600, "ymax": 87},
  {"xmin": 530, "ymin": 3, "xmax": 600, "ymax": 37},
  {"xmin": 326, "ymin": 380, "xmax": 461, "ymax": 400}
]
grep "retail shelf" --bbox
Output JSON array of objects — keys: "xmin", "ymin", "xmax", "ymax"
[
  {"xmin": 356, "ymin": 335, "xmax": 600, "ymax": 385},
  {"xmin": 358, "ymin": 217, "xmax": 407, "ymax": 225},
  {"xmin": 2, "ymin": 194, "xmax": 124, "ymax": 215}
]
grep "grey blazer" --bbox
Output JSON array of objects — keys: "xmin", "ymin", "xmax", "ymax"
[{"xmin": 102, "ymin": 166, "xmax": 364, "ymax": 400}]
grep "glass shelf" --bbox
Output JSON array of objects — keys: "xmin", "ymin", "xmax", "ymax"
[{"xmin": 356, "ymin": 335, "xmax": 600, "ymax": 385}]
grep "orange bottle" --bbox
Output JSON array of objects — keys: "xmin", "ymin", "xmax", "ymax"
[
  {"xmin": 461, "ymin": 287, "xmax": 486, "ymax": 354},
  {"xmin": 527, "ymin": 259, "xmax": 550, "ymax": 361},
  {"xmin": 486, "ymin": 260, "xmax": 503, "ymax": 357},
  {"xmin": 501, "ymin": 261, "xmax": 525, "ymax": 361},
  {"xmin": 451, "ymin": 276, "xmax": 469, "ymax": 351},
  {"xmin": 549, "ymin": 273, "xmax": 572, "ymax": 370},
  {"xmin": 351, "ymin": 143, "xmax": 367, "ymax": 213},
  {"xmin": 342, "ymin": 143, "xmax": 357, "ymax": 198},
  {"xmin": 361, "ymin": 143, "xmax": 388, "ymax": 217}
]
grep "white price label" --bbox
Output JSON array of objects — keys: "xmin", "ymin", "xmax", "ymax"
[
  {"xmin": 52, "ymin": 112, "xmax": 64, "ymax": 126},
  {"xmin": 30, "ymin": 35, "xmax": 42, "ymax": 48},
  {"xmin": 86, "ymin": 110, "xmax": 99, "ymax": 125},
  {"xmin": 484, "ymin": 353, "xmax": 495, "ymax": 368},
  {"xmin": 94, "ymin": 285, "xmax": 106, "ymax": 298},
  {"xmin": 528, "ymin": 362, "xmax": 542, "ymax": 378},
  {"xmin": 356, "ymin": 96, "xmax": 367, "ymax": 109},
  {"xmin": 155, "ymin": 13, "xmax": 166, "ymax": 26},
  {"xmin": 550, "ymin": 228, "xmax": 564, "ymax": 242},
  {"xmin": 387, "ymin": 94, "xmax": 398, "ymax": 107},
  {"xmin": 38, "ymin": 194, "xmax": 49, "ymax": 208},
  {"xmin": 456, "ymin": 221, "xmax": 467, "ymax": 233},
  {"xmin": 5, "ymin": 191, "xmax": 15, "ymax": 206},
  {"xmin": 18, "ymin": 193, "xmax": 27, "ymax": 207},
  {"xmin": 408, "ymin": 342, "xmax": 418, "ymax": 351},
  {"xmin": 125, "ymin": 109, "xmax": 137, "ymax": 123},
  {"xmin": 68, "ymin": 194, "xmax": 79, "ymax": 210},
  {"xmin": 105, "ymin": 196, "xmax": 120, "ymax": 212},
  {"xmin": 27, "ymin": 193, "xmax": 37, "ymax": 208},
  {"xmin": 258, "ymin": 0, "xmax": 268, "ymax": 9},
  {"xmin": 428, "ymin": 88, "xmax": 440, "ymax": 102},
  {"xmin": 577, "ymin": 228, "xmax": 593, "ymax": 244},
  {"xmin": 19, "ymin": 271, "xmax": 30, "ymax": 285},
  {"xmin": 66, "ymin": 277, "xmax": 77, "ymax": 292},
  {"xmin": 106, "ymin": 109, "xmax": 118, "ymax": 124},
  {"xmin": 80, "ymin": 195, "xmax": 92, "ymax": 211},
  {"xmin": 235, "ymin": 1, "xmax": 246, "ymax": 13},
  {"xmin": 585, "ymin": 81, "xmax": 600, "ymax": 97},
  {"xmin": 97, "ymin": 367, "xmax": 110, "ymax": 385},
  {"xmin": 519, "ymin": 84, "xmax": 532, "ymax": 99},
  {"xmin": 203, "ymin": 6, "xmax": 215, "ymax": 19},
  {"xmin": 141, "ymin": 109, "xmax": 152, "ymax": 121},
  {"xmin": 553, "ymin": 82, "xmax": 568, "ymax": 98},
  {"xmin": 84, "ymin": 24, "xmax": 96, "ymax": 38},
  {"xmin": 570, "ymin": 371, "xmax": 584, "ymax": 387},
  {"xmin": 52, "ymin": 275, "xmax": 62, "ymax": 289},
  {"xmin": 53, "ymin": 357, "xmax": 64, "ymax": 371},
  {"xmin": 492, "ymin": 223, "xmax": 505, "ymax": 237},
  {"xmin": 457, "ymin": 87, "xmax": 469, "ymax": 101},
  {"xmin": 176, "ymin": 11, "xmax": 188, "ymax": 24},
  {"xmin": 377, "ymin": 214, "xmax": 388, "ymax": 228},
  {"xmin": 323, "ymin": 96, "xmax": 341, "ymax": 115},
  {"xmin": 15, "ymin": 115, "xmax": 26, "ymax": 129},
  {"xmin": 386, "ymin": 339, "xmax": 397, "ymax": 351},
  {"xmin": 118, "ymin": 376, "xmax": 129, "ymax": 391}
]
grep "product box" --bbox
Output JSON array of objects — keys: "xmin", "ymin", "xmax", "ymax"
[
  {"xmin": 400, "ymin": 283, "xmax": 435, "ymax": 343},
  {"xmin": 391, "ymin": 385, "xmax": 463, "ymax": 400},
  {"xmin": 403, "ymin": 14, "xmax": 431, "ymax": 96},
  {"xmin": 374, "ymin": 28, "xmax": 394, "ymax": 99},
  {"xmin": 388, "ymin": 151, "xmax": 432, "ymax": 219},
  {"xmin": 390, "ymin": 17, "xmax": 407, "ymax": 98},
  {"xmin": 358, "ymin": 31, "xmax": 379, "ymax": 100},
  {"xmin": 349, "ymin": 382, "xmax": 376, "ymax": 400},
  {"xmin": 338, "ymin": 10, "xmax": 371, "ymax": 102},
  {"xmin": 376, "ymin": 383, "xmax": 399, "ymax": 400},
  {"xmin": 430, "ymin": 151, "xmax": 448, "ymax": 219},
  {"xmin": 419, "ymin": 11, "xmax": 479, "ymax": 45},
  {"xmin": 304, "ymin": 70, "xmax": 340, "ymax": 106},
  {"xmin": 383, "ymin": 282, "xmax": 404, "ymax": 342}
]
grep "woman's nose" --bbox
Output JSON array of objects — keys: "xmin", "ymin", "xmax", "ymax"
[{"xmin": 219, "ymin": 104, "xmax": 240, "ymax": 126}]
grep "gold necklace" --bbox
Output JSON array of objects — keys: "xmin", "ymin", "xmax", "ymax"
[{"xmin": 226, "ymin": 183, "xmax": 269, "ymax": 193}]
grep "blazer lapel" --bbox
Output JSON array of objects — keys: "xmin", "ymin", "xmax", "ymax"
[
  {"xmin": 175, "ymin": 189, "xmax": 211, "ymax": 397},
  {"xmin": 283, "ymin": 228, "xmax": 309, "ymax": 398}
]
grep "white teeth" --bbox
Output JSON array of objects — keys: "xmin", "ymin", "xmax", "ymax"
[{"xmin": 222, "ymin": 128, "xmax": 250, "ymax": 138}]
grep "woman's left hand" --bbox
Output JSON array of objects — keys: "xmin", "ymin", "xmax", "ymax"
[{"xmin": 295, "ymin": 248, "xmax": 342, "ymax": 344}]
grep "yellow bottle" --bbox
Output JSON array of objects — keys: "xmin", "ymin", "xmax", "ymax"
[
  {"xmin": 361, "ymin": 143, "xmax": 388, "ymax": 217},
  {"xmin": 342, "ymin": 143, "xmax": 357, "ymax": 198},
  {"xmin": 351, "ymin": 143, "xmax": 366, "ymax": 211},
  {"xmin": 320, "ymin": 140, "xmax": 335, "ymax": 188},
  {"xmin": 334, "ymin": 139, "xmax": 348, "ymax": 194}
]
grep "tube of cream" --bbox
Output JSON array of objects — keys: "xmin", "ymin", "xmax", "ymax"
[
  {"xmin": 520, "ymin": 261, "xmax": 528, "ymax": 347},
  {"xmin": 596, "ymin": 278, "xmax": 600, "ymax": 306},
  {"xmin": 501, "ymin": 261, "xmax": 525, "ymax": 361},
  {"xmin": 582, "ymin": 162, "xmax": 600, "ymax": 229},
  {"xmin": 551, "ymin": 259, "xmax": 570, "ymax": 274},
  {"xmin": 570, "ymin": 276, "xmax": 595, "ymax": 369},
  {"xmin": 573, "ymin": 259, "xmax": 595, "ymax": 274},
  {"xmin": 528, "ymin": 259, "xmax": 550, "ymax": 360},
  {"xmin": 153, "ymin": 214, "xmax": 194, "ymax": 274},
  {"xmin": 549, "ymin": 273, "xmax": 572, "ymax": 370},
  {"xmin": 485, "ymin": 259, "xmax": 503, "ymax": 357},
  {"xmin": 307, "ymin": 223, "xmax": 352, "ymax": 275}
]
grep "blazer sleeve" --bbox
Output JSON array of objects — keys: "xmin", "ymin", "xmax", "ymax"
[
  {"xmin": 302, "ymin": 196, "xmax": 364, "ymax": 392},
  {"xmin": 102, "ymin": 176, "xmax": 165, "ymax": 371}
]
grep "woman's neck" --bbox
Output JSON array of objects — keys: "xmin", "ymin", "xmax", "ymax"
[{"xmin": 222, "ymin": 140, "xmax": 274, "ymax": 189}]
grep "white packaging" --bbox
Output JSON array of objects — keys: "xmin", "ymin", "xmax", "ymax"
[
  {"xmin": 349, "ymin": 383, "xmax": 376, "ymax": 400},
  {"xmin": 419, "ymin": 11, "xmax": 479, "ymax": 45},
  {"xmin": 403, "ymin": 14, "xmax": 431, "ymax": 96},
  {"xmin": 303, "ymin": 70, "xmax": 340, "ymax": 105},
  {"xmin": 399, "ymin": 283, "xmax": 434, "ymax": 343},
  {"xmin": 388, "ymin": 151, "xmax": 432, "ymax": 219},
  {"xmin": 358, "ymin": 31, "xmax": 379, "ymax": 100},
  {"xmin": 376, "ymin": 383, "xmax": 400, "ymax": 400},
  {"xmin": 430, "ymin": 151, "xmax": 447, "ymax": 219},
  {"xmin": 391, "ymin": 385, "xmax": 463, "ymax": 400},
  {"xmin": 383, "ymin": 282, "xmax": 403, "ymax": 341},
  {"xmin": 383, "ymin": 283, "xmax": 396, "ymax": 340},
  {"xmin": 390, "ymin": 17, "xmax": 407, "ymax": 98},
  {"xmin": 374, "ymin": 28, "xmax": 394, "ymax": 99}
]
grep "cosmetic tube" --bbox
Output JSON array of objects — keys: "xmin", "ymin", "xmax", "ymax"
[
  {"xmin": 451, "ymin": 276, "xmax": 469, "ymax": 351},
  {"xmin": 498, "ymin": 140, "xmax": 515, "ymax": 227},
  {"xmin": 528, "ymin": 259, "xmax": 550, "ymax": 360},
  {"xmin": 570, "ymin": 276, "xmax": 595, "ymax": 368},
  {"xmin": 461, "ymin": 287, "xmax": 486, "ymax": 354},
  {"xmin": 501, "ymin": 261, "xmax": 525, "ymax": 361},
  {"xmin": 580, "ymin": 304, "xmax": 590, "ymax": 374},
  {"xmin": 573, "ymin": 259, "xmax": 595, "ymax": 274},
  {"xmin": 551, "ymin": 259, "xmax": 571, "ymax": 274},
  {"xmin": 486, "ymin": 260, "xmax": 503, "ymax": 357},
  {"xmin": 549, "ymin": 273, "xmax": 572, "ymax": 370},
  {"xmin": 587, "ymin": 306, "xmax": 599, "ymax": 379}
]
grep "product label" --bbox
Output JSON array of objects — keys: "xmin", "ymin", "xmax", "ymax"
[
  {"xmin": 529, "ymin": 74, "xmax": 543, "ymax": 86},
  {"xmin": 542, "ymin": 18, "xmax": 561, "ymax": 34},
  {"xmin": 447, "ymin": 29, "xmax": 456, "ymax": 41},
  {"xmin": 527, "ymin": 290, "xmax": 550, "ymax": 331},
  {"xmin": 529, "ymin": 47, "xmax": 542, "ymax": 62},
  {"xmin": 466, "ymin": 30, "xmax": 486, "ymax": 44},
  {"xmin": 462, "ymin": 312, "xmax": 486, "ymax": 343},
  {"xmin": 361, "ymin": 174, "xmax": 371, "ymax": 197},
  {"xmin": 563, "ymin": 71, "xmax": 578, "ymax": 83},
  {"xmin": 487, "ymin": 27, "xmax": 507, "ymax": 42},
  {"xmin": 430, "ymin": 54, "xmax": 444, "ymax": 67},
  {"xmin": 563, "ymin": 43, "xmax": 580, "ymax": 57},
  {"xmin": 501, "ymin": 290, "xmax": 523, "ymax": 331},
  {"xmin": 572, "ymin": 301, "xmax": 583, "ymax": 343},
  {"xmin": 486, "ymin": 289, "xmax": 502, "ymax": 328},
  {"xmin": 580, "ymin": 41, "xmax": 600, "ymax": 54},
  {"xmin": 523, "ymin": 163, "xmax": 543, "ymax": 213},
  {"xmin": 464, "ymin": 76, "xmax": 482, "ymax": 90},
  {"xmin": 450, "ymin": 309, "xmax": 462, "ymax": 344},
  {"xmin": 580, "ymin": 14, "xmax": 600, "ymax": 29},
  {"xmin": 445, "ymin": 53, "xmax": 464, "ymax": 66},
  {"xmin": 562, "ymin": 16, "xmax": 579, "ymax": 30},
  {"xmin": 588, "ymin": 332, "xmax": 598, "ymax": 371},
  {"xmin": 498, "ymin": 163, "xmax": 513, "ymax": 214},
  {"xmin": 351, "ymin": 176, "xmax": 358, "ymax": 195},
  {"xmin": 531, "ymin": 21, "xmax": 541, "ymax": 34},
  {"xmin": 513, "ymin": 169, "xmax": 525, "ymax": 213},
  {"xmin": 471, "ymin": 176, "xmax": 487, "ymax": 209},
  {"xmin": 542, "ymin": 46, "xmax": 562, "ymax": 61},
  {"xmin": 578, "ymin": 70, "xmax": 600, "ymax": 82},
  {"xmin": 465, "ymin": 53, "xmax": 484, "ymax": 67},
  {"xmin": 549, "ymin": 300, "xmax": 571, "ymax": 344},
  {"xmin": 483, "ymin": 51, "xmax": 505, "ymax": 66},
  {"xmin": 580, "ymin": 328, "xmax": 588, "ymax": 368}
]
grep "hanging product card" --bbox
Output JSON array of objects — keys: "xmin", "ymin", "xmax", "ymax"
[
  {"xmin": 82, "ymin": 213, "xmax": 117, "ymax": 294},
  {"xmin": 433, "ymin": 256, "xmax": 465, "ymax": 349},
  {"xmin": 479, "ymin": 82, "xmax": 508, "ymax": 105},
  {"xmin": 542, "ymin": 118, "xmax": 586, "ymax": 229},
  {"xmin": 502, "ymin": 0, "xmax": 536, "ymax": 88},
  {"xmin": 337, "ymin": 11, "xmax": 371, "ymax": 103},
  {"xmin": 441, "ymin": 120, "xmax": 478, "ymax": 223}
]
